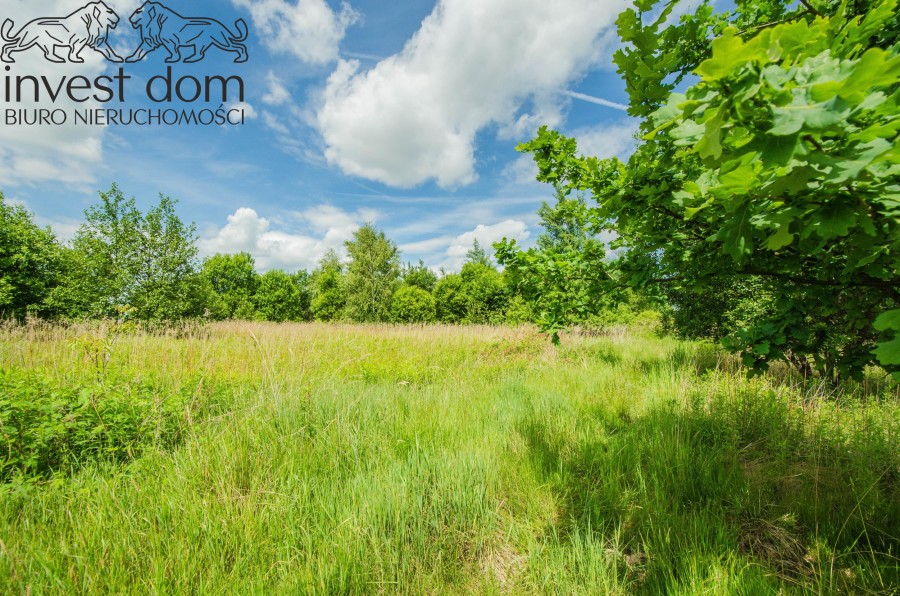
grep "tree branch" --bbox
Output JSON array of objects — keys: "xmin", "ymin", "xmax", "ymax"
[{"xmin": 797, "ymin": 0, "xmax": 822, "ymax": 17}]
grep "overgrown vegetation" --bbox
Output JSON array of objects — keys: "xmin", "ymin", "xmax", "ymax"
[
  {"xmin": 2, "ymin": 0, "xmax": 899, "ymax": 591},
  {"xmin": 0, "ymin": 323, "xmax": 896, "ymax": 593}
]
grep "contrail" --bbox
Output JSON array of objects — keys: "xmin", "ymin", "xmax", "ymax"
[
  {"xmin": 342, "ymin": 51, "xmax": 384, "ymax": 62},
  {"xmin": 561, "ymin": 90, "xmax": 628, "ymax": 111}
]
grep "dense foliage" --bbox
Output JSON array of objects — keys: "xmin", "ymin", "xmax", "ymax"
[
  {"xmin": 343, "ymin": 224, "xmax": 401, "ymax": 323},
  {"xmin": 0, "ymin": 197, "xmax": 62, "ymax": 319},
  {"xmin": 202, "ymin": 252, "xmax": 259, "ymax": 320},
  {"xmin": 48, "ymin": 185, "xmax": 207, "ymax": 321},
  {"xmin": 497, "ymin": 190, "xmax": 612, "ymax": 342},
  {"xmin": 502, "ymin": 0, "xmax": 900, "ymax": 380},
  {"xmin": 390, "ymin": 285, "xmax": 437, "ymax": 323},
  {"xmin": 0, "ymin": 368, "xmax": 215, "ymax": 481}
]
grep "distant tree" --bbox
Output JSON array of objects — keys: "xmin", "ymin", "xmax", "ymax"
[
  {"xmin": 402, "ymin": 260, "xmax": 438, "ymax": 292},
  {"xmin": 503, "ymin": 295, "xmax": 534, "ymax": 325},
  {"xmin": 434, "ymin": 274, "xmax": 466, "ymax": 323},
  {"xmin": 433, "ymin": 263, "xmax": 507, "ymax": 325},
  {"xmin": 465, "ymin": 239, "xmax": 493, "ymax": 267},
  {"xmin": 343, "ymin": 224, "xmax": 400, "ymax": 323},
  {"xmin": 459, "ymin": 262, "xmax": 507, "ymax": 324},
  {"xmin": 311, "ymin": 250, "xmax": 345, "ymax": 322},
  {"xmin": 201, "ymin": 252, "xmax": 258, "ymax": 320},
  {"xmin": 254, "ymin": 269, "xmax": 311, "ymax": 322},
  {"xmin": 53, "ymin": 184, "xmax": 205, "ymax": 320},
  {"xmin": 391, "ymin": 285, "xmax": 437, "ymax": 323},
  {"xmin": 54, "ymin": 184, "xmax": 142, "ymax": 318},
  {"xmin": 130, "ymin": 196, "xmax": 207, "ymax": 320},
  {"xmin": 497, "ymin": 188, "xmax": 612, "ymax": 341},
  {"xmin": 292, "ymin": 270, "xmax": 313, "ymax": 319},
  {"xmin": 0, "ymin": 195, "xmax": 62, "ymax": 319}
]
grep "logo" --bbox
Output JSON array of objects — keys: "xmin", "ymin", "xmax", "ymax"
[
  {"xmin": 1, "ymin": 1, "xmax": 249, "ymax": 64},
  {"xmin": 126, "ymin": 2, "xmax": 248, "ymax": 64},
  {"xmin": 3, "ymin": 2, "xmax": 253, "ymax": 128},
  {"xmin": 1, "ymin": 1, "xmax": 124, "ymax": 64}
]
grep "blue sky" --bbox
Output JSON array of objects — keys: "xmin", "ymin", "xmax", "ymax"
[{"xmin": 0, "ymin": 0, "xmax": 656, "ymax": 271}]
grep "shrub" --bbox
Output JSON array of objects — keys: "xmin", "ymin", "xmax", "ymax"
[
  {"xmin": 391, "ymin": 285, "xmax": 437, "ymax": 323},
  {"xmin": 0, "ymin": 369, "xmax": 211, "ymax": 481}
]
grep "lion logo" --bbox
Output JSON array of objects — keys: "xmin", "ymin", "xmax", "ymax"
[
  {"xmin": 1, "ymin": 1, "xmax": 124, "ymax": 64},
  {"xmin": 125, "ymin": 2, "xmax": 248, "ymax": 63}
]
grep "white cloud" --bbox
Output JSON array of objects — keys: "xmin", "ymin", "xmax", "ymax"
[
  {"xmin": 231, "ymin": 0, "xmax": 359, "ymax": 64},
  {"xmin": 228, "ymin": 102, "xmax": 259, "ymax": 120},
  {"xmin": 432, "ymin": 220, "xmax": 531, "ymax": 271},
  {"xmin": 316, "ymin": 0, "xmax": 628, "ymax": 188},
  {"xmin": 502, "ymin": 155, "xmax": 540, "ymax": 188},
  {"xmin": 262, "ymin": 111, "xmax": 291, "ymax": 136},
  {"xmin": 572, "ymin": 120, "xmax": 640, "ymax": 161},
  {"xmin": 398, "ymin": 235, "xmax": 454, "ymax": 255},
  {"xmin": 198, "ymin": 204, "xmax": 376, "ymax": 271},
  {"xmin": 262, "ymin": 72, "xmax": 291, "ymax": 106}
]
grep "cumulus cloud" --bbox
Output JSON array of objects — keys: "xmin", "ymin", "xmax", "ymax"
[
  {"xmin": 198, "ymin": 205, "xmax": 377, "ymax": 271},
  {"xmin": 316, "ymin": 0, "xmax": 628, "ymax": 188},
  {"xmin": 572, "ymin": 120, "xmax": 640, "ymax": 161},
  {"xmin": 231, "ymin": 0, "xmax": 359, "ymax": 64},
  {"xmin": 429, "ymin": 220, "xmax": 531, "ymax": 271}
]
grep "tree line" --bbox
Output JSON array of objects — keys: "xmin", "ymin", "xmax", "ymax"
[{"xmin": 0, "ymin": 184, "xmax": 653, "ymax": 327}]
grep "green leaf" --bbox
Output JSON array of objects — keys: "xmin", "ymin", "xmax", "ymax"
[
  {"xmin": 696, "ymin": 28, "xmax": 756, "ymax": 81},
  {"xmin": 874, "ymin": 310, "xmax": 900, "ymax": 332},
  {"xmin": 873, "ymin": 338, "xmax": 900, "ymax": 366},
  {"xmin": 812, "ymin": 204, "xmax": 857, "ymax": 240},
  {"xmin": 670, "ymin": 119, "xmax": 705, "ymax": 144},
  {"xmin": 696, "ymin": 106, "xmax": 725, "ymax": 160},
  {"xmin": 719, "ymin": 202, "xmax": 754, "ymax": 261},
  {"xmin": 831, "ymin": 139, "xmax": 892, "ymax": 183},
  {"xmin": 765, "ymin": 224, "xmax": 794, "ymax": 250}
]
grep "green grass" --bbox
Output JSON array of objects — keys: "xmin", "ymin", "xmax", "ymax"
[{"xmin": 1, "ymin": 322, "xmax": 898, "ymax": 593}]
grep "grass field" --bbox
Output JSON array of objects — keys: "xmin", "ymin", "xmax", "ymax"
[{"xmin": 1, "ymin": 322, "xmax": 898, "ymax": 594}]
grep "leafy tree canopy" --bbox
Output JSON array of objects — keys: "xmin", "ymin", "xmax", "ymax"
[
  {"xmin": 254, "ymin": 269, "xmax": 311, "ymax": 322},
  {"xmin": 465, "ymin": 239, "xmax": 493, "ymax": 267},
  {"xmin": 402, "ymin": 260, "xmax": 438, "ymax": 292},
  {"xmin": 56, "ymin": 184, "xmax": 205, "ymax": 321},
  {"xmin": 201, "ymin": 252, "xmax": 258, "ymax": 320},
  {"xmin": 505, "ymin": 0, "xmax": 900, "ymax": 379},
  {"xmin": 0, "ymin": 195, "xmax": 62, "ymax": 319},
  {"xmin": 344, "ymin": 224, "xmax": 400, "ymax": 323},
  {"xmin": 311, "ymin": 249, "xmax": 346, "ymax": 322},
  {"xmin": 391, "ymin": 285, "xmax": 437, "ymax": 323},
  {"xmin": 498, "ymin": 189, "xmax": 611, "ymax": 342}
]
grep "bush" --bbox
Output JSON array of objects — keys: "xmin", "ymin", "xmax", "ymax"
[
  {"xmin": 504, "ymin": 294, "xmax": 534, "ymax": 325},
  {"xmin": 0, "ymin": 369, "xmax": 210, "ymax": 481},
  {"xmin": 390, "ymin": 285, "xmax": 436, "ymax": 323}
]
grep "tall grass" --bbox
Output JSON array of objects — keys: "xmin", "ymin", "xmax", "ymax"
[{"xmin": 0, "ymin": 322, "xmax": 897, "ymax": 593}]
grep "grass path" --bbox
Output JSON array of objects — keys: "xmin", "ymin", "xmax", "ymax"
[{"xmin": 1, "ymin": 323, "xmax": 898, "ymax": 593}]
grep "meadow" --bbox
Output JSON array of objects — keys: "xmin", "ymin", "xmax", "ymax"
[{"xmin": 0, "ymin": 322, "xmax": 898, "ymax": 594}]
